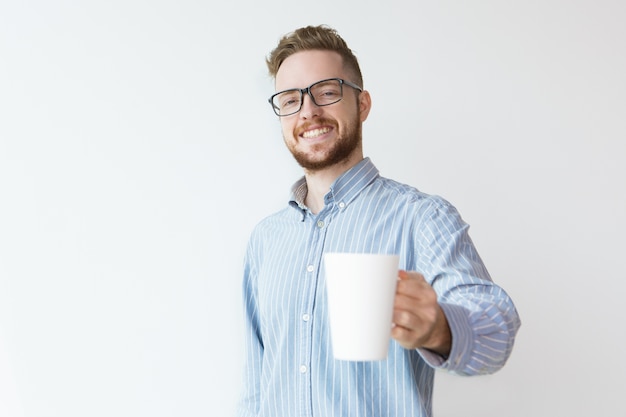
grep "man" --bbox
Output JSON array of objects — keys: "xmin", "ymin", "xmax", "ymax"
[{"xmin": 239, "ymin": 25, "xmax": 521, "ymax": 417}]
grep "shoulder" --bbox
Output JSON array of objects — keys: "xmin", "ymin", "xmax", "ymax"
[
  {"xmin": 374, "ymin": 176, "xmax": 456, "ymax": 212},
  {"xmin": 250, "ymin": 206, "xmax": 292, "ymax": 235},
  {"xmin": 368, "ymin": 176, "xmax": 469, "ymax": 237}
]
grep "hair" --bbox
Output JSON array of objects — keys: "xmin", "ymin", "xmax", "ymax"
[{"xmin": 266, "ymin": 25, "xmax": 363, "ymax": 87}]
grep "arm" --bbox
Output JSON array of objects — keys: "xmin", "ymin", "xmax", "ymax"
[
  {"xmin": 237, "ymin": 249, "xmax": 264, "ymax": 417},
  {"xmin": 393, "ymin": 197, "xmax": 521, "ymax": 375}
]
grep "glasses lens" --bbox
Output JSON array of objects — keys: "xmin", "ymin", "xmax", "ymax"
[
  {"xmin": 310, "ymin": 79, "xmax": 343, "ymax": 106},
  {"xmin": 272, "ymin": 90, "xmax": 302, "ymax": 116}
]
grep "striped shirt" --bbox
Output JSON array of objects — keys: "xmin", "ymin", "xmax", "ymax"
[{"xmin": 239, "ymin": 158, "xmax": 521, "ymax": 417}]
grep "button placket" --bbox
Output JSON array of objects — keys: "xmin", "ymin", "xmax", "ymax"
[{"xmin": 298, "ymin": 209, "xmax": 331, "ymax": 415}]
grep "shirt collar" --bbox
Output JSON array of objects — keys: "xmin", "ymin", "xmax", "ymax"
[{"xmin": 288, "ymin": 157, "xmax": 379, "ymax": 213}]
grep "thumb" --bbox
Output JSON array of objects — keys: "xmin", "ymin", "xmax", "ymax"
[{"xmin": 398, "ymin": 270, "xmax": 409, "ymax": 280}]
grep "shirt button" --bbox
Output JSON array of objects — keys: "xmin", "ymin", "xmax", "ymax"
[
  {"xmin": 300, "ymin": 365, "xmax": 308, "ymax": 374},
  {"xmin": 317, "ymin": 220, "xmax": 324, "ymax": 228},
  {"xmin": 338, "ymin": 202, "xmax": 345, "ymax": 209},
  {"xmin": 302, "ymin": 314, "xmax": 310, "ymax": 321},
  {"xmin": 307, "ymin": 264, "xmax": 314, "ymax": 272}
]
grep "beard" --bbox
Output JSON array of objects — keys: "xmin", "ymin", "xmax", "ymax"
[{"xmin": 285, "ymin": 112, "xmax": 362, "ymax": 172}]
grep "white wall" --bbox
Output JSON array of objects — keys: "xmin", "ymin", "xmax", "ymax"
[{"xmin": 1, "ymin": 1, "xmax": 624, "ymax": 416}]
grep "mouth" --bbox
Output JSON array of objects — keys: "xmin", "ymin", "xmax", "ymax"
[{"xmin": 300, "ymin": 126, "xmax": 333, "ymax": 139}]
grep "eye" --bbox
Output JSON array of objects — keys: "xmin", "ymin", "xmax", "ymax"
[
  {"xmin": 312, "ymin": 81, "xmax": 342, "ymax": 103},
  {"xmin": 278, "ymin": 92, "xmax": 300, "ymax": 109},
  {"xmin": 321, "ymin": 89, "xmax": 340, "ymax": 97}
]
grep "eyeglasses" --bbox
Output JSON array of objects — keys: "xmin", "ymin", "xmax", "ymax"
[{"xmin": 268, "ymin": 78, "xmax": 363, "ymax": 117}]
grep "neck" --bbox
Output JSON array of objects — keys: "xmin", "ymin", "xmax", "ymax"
[{"xmin": 303, "ymin": 155, "xmax": 363, "ymax": 214}]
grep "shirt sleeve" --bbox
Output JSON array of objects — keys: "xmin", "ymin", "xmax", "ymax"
[
  {"xmin": 237, "ymin": 239, "xmax": 264, "ymax": 417},
  {"xmin": 414, "ymin": 197, "xmax": 521, "ymax": 375}
]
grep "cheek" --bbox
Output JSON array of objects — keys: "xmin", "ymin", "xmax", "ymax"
[{"xmin": 280, "ymin": 121, "xmax": 296, "ymax": 140}]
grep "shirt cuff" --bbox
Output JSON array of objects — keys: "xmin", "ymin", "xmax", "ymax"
[{"xmin": 418, "ymin": 302, "xmax": 474, "ymax": 373}]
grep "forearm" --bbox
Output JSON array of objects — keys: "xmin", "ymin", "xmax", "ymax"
[
  {"xmin": 239, "ymin": 255, "xmax": 263, "ymax": 416},
  {"xmin": 238, "ymin": 313, "xmax": 264, "ymax": 415}
]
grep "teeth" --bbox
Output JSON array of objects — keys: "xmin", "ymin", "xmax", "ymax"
[{"xmin": 302, "ymin": 127, "xmax": 330, "ymax": 139}]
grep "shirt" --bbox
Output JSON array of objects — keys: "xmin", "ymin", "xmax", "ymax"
[{"xmin": 238, "ymin": 158, "xmax": 521, "ymax": 417}]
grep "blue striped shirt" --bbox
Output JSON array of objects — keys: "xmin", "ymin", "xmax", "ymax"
[{"xmin": 239, "ymin": 158, "xmax": 521, "ymax": 417}]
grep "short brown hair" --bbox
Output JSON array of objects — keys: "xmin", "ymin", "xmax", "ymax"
[{"xmin": 266, "ymin": 25, "xmax": 363, "ymax": 87}]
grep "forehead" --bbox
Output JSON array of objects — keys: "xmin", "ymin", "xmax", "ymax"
[{"xmin": 275, "ymin": 50, "xmax": 346, "ymax": 91}]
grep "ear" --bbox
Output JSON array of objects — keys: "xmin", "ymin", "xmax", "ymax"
[{"xmin": 358, "ymin": 90, "xmax": 372, "ymax": 122}]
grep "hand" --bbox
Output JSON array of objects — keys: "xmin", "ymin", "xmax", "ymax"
[{"xmin": 391, "ymin": 270, "xmax": 452, "ymax": 357}]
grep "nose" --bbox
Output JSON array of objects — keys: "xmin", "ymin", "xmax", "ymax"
[{"xmin": 299, "ymin": 91, "xmax": 321, "ymax": 119}]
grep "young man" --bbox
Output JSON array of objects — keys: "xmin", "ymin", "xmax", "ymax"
[{"xmin": 239, "ymin": 25, "xmax": 521, "ymax": 417}]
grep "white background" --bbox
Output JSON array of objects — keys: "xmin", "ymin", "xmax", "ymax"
[{"xmin": 1, "ymin": 1, "xmax": 624, "ymax": 416}]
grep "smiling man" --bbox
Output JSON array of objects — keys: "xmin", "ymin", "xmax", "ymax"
[{"xmin": 238, "ymin": 25, "xmax": 521, "ymax": 417}]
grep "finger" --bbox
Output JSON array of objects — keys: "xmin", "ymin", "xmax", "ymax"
[
  {"xmin": 396, "ymin": 276, "xmax": 429, "ymax": 301},
  {"xmin": 398, "ymin": 270, "xmax": 425, "ymax": 281},
  {"xmin": 394, "ymin": 292, "xmax": 420, "ymax": 311},
  {"xmin": 391, "ymin": 324, "xmax": 414, "ymax": 343},
  {"xmin": 392, "ymin": 308, "xmax": 419, "ymax": 331},
  {"xmin": 394, "ymin": 304, "xmax": 436, "ymax": 327},
  {"xmin": 391, "ymin": 317, "xmax": 424, "ymax": 350}
]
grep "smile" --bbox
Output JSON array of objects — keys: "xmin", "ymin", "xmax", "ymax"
[{"xmin": 301, "ymin": 127, "xmax": 332, "ymax": 139}]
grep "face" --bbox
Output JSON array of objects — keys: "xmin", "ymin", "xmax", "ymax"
[{"xmin": 274, "ymin": 50, "xmax": 371, "ymax": 172}]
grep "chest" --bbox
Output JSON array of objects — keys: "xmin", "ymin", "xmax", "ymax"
[{"xmin": 255, "ymin": 206, "xmax": 417, "ymax": 331}]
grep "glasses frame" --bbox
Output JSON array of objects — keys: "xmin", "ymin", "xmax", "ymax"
[{"xmin": 268, "ymin": 77, "xmax": 363, "ymax": 117}]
